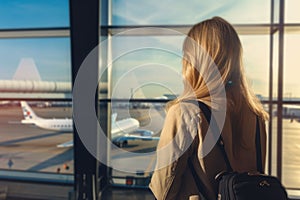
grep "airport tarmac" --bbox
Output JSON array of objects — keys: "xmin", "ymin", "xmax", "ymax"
[
  {"xmin": 0, "ymin": 105, "xmax": 73, "ymax": 174},
  {"xmin": 270, "ymin": 117, "xmax": 300, "ymax": 189}
]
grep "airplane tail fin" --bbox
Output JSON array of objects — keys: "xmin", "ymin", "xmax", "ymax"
[
  {"xmin": 111, "ymin": 113, "xmax": 117, "ymax": 124},
  {"xmin": 20, "ymin": 101, "xmax": 39, "ymax": 120},
  {"xmin": 13, "ymin": 58, "xmax": 41, "ymax": 81}
]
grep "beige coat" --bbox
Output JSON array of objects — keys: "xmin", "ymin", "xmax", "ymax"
[{"xmin": 149, "ymin": 101, "xmax": 267, "ymax": 200}]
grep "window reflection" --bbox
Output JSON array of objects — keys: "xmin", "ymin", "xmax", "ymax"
[
  {"xmin": 109, "ymin": 101, "xmax": 164, "ymax": 187},
  {"xmin": 110, "ymin": 35, "xmax": 183, "ymax": 99}
]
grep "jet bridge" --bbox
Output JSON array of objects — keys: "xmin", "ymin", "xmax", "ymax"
[{"xmin": 0, "ymin": 80, "xmax": 107, "ymax": 99}]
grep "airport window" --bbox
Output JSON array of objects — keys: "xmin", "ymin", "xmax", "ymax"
[
  {"xmin": 0, "ymin": 0, "xmax": 73, "ymax": 198},
  {"xmin": 282, "ymin": 23, "xmax": 300, "ymax": 190},
  {"xmin": 1, "ymin": 0, "xmax": 300, "ymax": 199},
  {"xmin": 0, "ymin": 38, "xmax": 72, "ymax": 175},
  {"xmin": 99, "ymin": 0, "xmax": 300, "ymax": 198},
  {"xmin": 282, "ymin": 103, "xmax": 300, "ymax": 189},
  {"xmin": 105, "ymin": 34, "xmax": 273, "ymax": 187}
]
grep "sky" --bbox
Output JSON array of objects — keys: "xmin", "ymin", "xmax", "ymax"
[
  {"xmin": 0, "ymin": 0, "xmax": 299, "ymax": 98},
  {"xmin": 110, "ymin": 0, "xmax": 300, "ymax": 98},
  {"xmin": 0, "ymin": 0, "xmax": 70, "ymax": 82},
  {"xmin": 0, "ymin": 0, "xmax": 69, "ymax": 28},
  {"xmin": 111, "ymin": 0, "xmax": 270, "ymax": 25}
]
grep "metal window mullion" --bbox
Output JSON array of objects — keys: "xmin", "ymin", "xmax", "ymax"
[
  {"xmin": 98, "ymin": 0, "xmax": 111, "ymax": 198},
  {"xmin": 0, "ymin": 29, "xmax": 69, "ymax": 38},
  {"xmin": 277, "ymin": 0, "xmax": 285, "ymax": 181},
  {"xmin": 69, "ymin": 0, "xmax": 100, "ymax": 199},
  {"xmin": 268, "ymin": 0, "xmax": 275, "ymax": 176}
]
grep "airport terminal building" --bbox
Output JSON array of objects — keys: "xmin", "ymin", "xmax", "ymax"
[{"xmin": 0, "ymin": 0, "xmax": 300, "ymax": 199}]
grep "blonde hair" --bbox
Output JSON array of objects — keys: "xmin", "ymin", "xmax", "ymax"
[{"xmin": 169, "ymin": 17, "xmax": 268, "ymax": 120}]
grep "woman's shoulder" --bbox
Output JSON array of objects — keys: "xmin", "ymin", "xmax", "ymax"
[
  {"xmin": 167, "ymin": 100, "xmax": 201, "ymax": 121},
  {"xmin": 168, "ymin": 100, "xmax": 200, "ymax": 112},
  {"xmin": 160, "ymin": 101, "xmax": 201, "ymax": 152}
]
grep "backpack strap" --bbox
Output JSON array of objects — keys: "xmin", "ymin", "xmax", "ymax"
[
  {"xmin": 255, "ymin": 117, "xmax": 263, "ymax": 173},
  {"xmin": 188, "ymin": 157, "xmax": 210, "ymax": 200},
  {"xmin": 197, "ymin": 101, "xmax": 233, "ymax": 171},
  {"xmin": 187, "ymin": 100, "xmax": 263, "ymax": 199},
  {"xmin": 197, "ymin": 101, "xmax": 263, "ymax": 173}
]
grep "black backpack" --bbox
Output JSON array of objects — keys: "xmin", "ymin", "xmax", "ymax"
[{"xmin": 188, "ymin": 101, "xmax": 288, "ymax": 200}]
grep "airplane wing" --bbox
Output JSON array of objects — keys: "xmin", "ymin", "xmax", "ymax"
[
  {"xmin": 57, "ymin": 140, "xmax": 73, "ymax": 148},
  {"xmin": 113, "ymin": 129, "xmax": 160, "ymax": 144},
  {"xmin": 8, "ymin": 120, "xmax": 24, "ymax": 124},
  {"xmin": 112, "ymin": 134, "xmax": 159, "ymax": 147},
  {"xmin": 57, "ymin": 123, "xmax": 160, "ymax": 148},
  {"xmin": 115, "ymin": 134, "xmax": 160, "ymax": 142}
]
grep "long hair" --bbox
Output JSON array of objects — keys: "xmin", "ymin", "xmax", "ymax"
[{"xmin": 169, "ymin": 17, "xmax": 268, "ymax": 120}]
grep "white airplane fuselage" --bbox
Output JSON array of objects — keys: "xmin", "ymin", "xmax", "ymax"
[
  {"xmin": 22, "ymin": 117, "xmax": 72, "ymax": 132},
  {"xmin": 111, "ymin": 118, "xmax": 140, "ymax": 136}
]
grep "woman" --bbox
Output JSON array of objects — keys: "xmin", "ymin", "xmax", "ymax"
[{"xmin": 149, "ymin": 17, "xmax": 268, "ymax": 200}]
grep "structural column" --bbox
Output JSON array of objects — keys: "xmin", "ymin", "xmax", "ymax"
[{"xmin": 69, "ymin": 0, "xmax": 104, "ymax": 199}]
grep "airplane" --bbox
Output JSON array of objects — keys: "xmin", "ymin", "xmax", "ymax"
[
  {"xmin": 282, "ymin": 105, "xmax": 300, "ymax": 122},
  {"xmin": 269, "ymin": 104, "xmax": 300, "ymax": 123},
  {"xmin": 21, "ymin": 101, "xmax": 72, "ymax": 132},
  {"xmin": 20, "ymin": 101, "xmax": 159, "ymax": 147}
]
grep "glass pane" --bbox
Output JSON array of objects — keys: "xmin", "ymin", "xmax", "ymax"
[
  {"xmin": 273, "ymin": 32, "xmax": 279, "ymax": 100},
  {"xmin": 107, "ymin": 35, "xmax": 183, "ymax": 184},
  {"xmin": 110, "ymin": 35, "xmax": 184, "ymax": 100},
  {"xmin": 270, "ymin": 31, "xmax": 279, "ymax": 176},
  {"xmin": 105, "ymin": 32, "xmax": 271, "ymax": 185},
  {"xmin": 286, "ymin": 0, "xmax": 300, "ymax": 23},
  {"xmin": 108, "ymin": 35, "xmax": 270, "ymax": 100},
  {"xmin": 108, "ymin": 101, "xmax": 163, "ymax": 187},
  {"xmin": 0, "ymin": 38, "xmax": 72, "ymax": 174},
  {"xmin": 0, "ymin": 0, "xmax": 69, "ymax": 29},
  {"xmin": 111, "ymin": 0, "xmax": 270, "ymax": 25},
  {"xmin": 240, "ymin": 35, "xmax": 269, "ymax": 99},
  {"xmin": 282, "ymin": 103, "xmax": 300, "ymax": 189},
  {"xmin": 282, "ymin": 33, "xmax": 300, "ymax": 189},
  {"xmin": 0, "ymin": 38, "xmax": 71, "ymax": 82},
  {"xmin": 284, "ymin": 34, "xmax": 300, "ymax": 100},
  {"xmin": 0, "ymin": 100, "xmax": 73, "ymax": 174},
  {"xmin": 263, "ymin": 100, "xmax": 277, "ymax": 176},
  {"xmin": 273, "ymin": 0, "xmax": 280, "ymax": 24}
]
